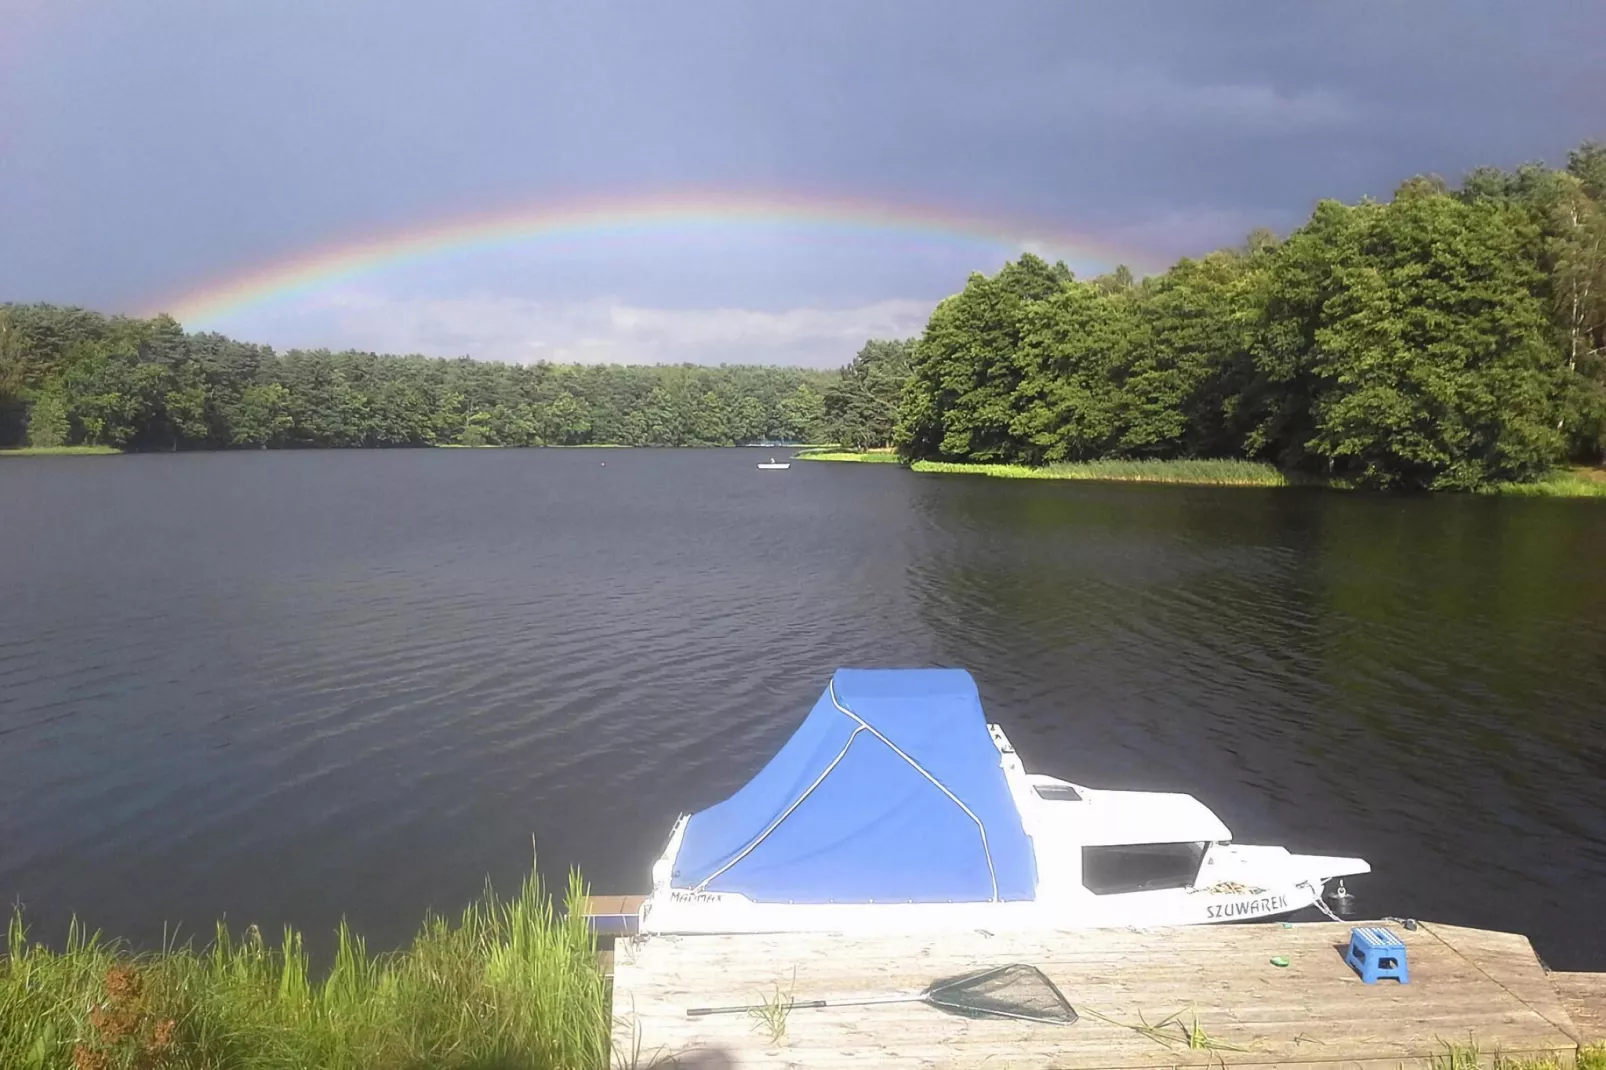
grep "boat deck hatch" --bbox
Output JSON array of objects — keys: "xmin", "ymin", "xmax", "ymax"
[
  {"xmin": 1033, "ymin": 784, "xmax": 1083, "ymax": 802},
  {"xmin": 1082, "ymin": 841, "xmax": 1207, "ymax": 895}
]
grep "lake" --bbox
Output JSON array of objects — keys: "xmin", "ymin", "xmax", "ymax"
[{"xmin": 2, "ymin": 449, "xmax": 1603, "ymax": 969}]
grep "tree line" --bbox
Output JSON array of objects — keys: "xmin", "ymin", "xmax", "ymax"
[
  {"xmin": 0, "ymin": 306, "xmax": 836, "ymax": 449},
  {"xmin": 6, "ymin": 140, "xmax": 1602, "ymax": 485},
  {"xmin": 883, "ymin": 142, "xmax": 1606, "ymax": 489}
]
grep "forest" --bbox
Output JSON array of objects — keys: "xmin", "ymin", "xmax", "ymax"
[
  {"xmin": 891, "ymin": 142, "xmax": 1606, "ymax": 490},
  {"xmin": 4, "ymin": 143, "xmax": 1603, "ymax": 489},
  {"xmin": 0, "ymin": 306, "xmax": 837, "ymax": 449}
]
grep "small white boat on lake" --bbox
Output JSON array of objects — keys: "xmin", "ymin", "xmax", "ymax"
[
  {"xmin": 756, "ymin": 457, "xmax": 790, "ymax": 469},
  {"xmin": 638, "ymin": 668, "xmax": 1369, "ymax": 936}
]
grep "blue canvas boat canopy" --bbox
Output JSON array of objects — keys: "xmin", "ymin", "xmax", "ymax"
[{"xmin": 671, "ymin": 669, "xmax": 1037, "ymax": 904}]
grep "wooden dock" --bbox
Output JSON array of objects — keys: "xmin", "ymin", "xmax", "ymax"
[
  {"xmin": 610, "ymin": 920, "xmax": 1595, "ymax": 1069},
  {"xmin": 1553, "ymin": 973, "xmax": 1606, "ymax": 1044},
  {"xmin": 582, "ymin": 894, "xmax": 647, "ymax": 936}
]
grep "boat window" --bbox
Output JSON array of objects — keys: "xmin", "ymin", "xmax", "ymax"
[
  {"xmin": 1033, "ymin": 784, "xmax": 1082, "ymax": 802},
  {"xmin": 1082, "ymin": 842, "xmax": 1206, "ymax": 895}
]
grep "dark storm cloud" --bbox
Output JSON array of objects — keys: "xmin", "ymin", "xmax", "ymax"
[{"xmin": 2, "ymin": 0, "xmax": 1602, "ymax": 318}]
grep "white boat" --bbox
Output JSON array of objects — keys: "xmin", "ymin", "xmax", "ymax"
[
  {"xmin": 757, "ymin": 457, "xmax": 791, "ymax": 469},
  {"xmin": 638, "ymin": 668, "xmax": 1369, "ymax": 936}
]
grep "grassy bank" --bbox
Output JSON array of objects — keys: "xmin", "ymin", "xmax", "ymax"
[
  {"xmin": 845, "ymin": 455, "xmax": 1606, "ymax": 496},
  {"xmin": 0, "ymin": 869, "xmax": 609, "ymax": 1070},
  {"xmin": 1483, "ymin": 467, "xmax": 1606, "ymax": 498},
  {"xmin": 796, "ymin": 449, "xmax": 902, "ymax": 464},
  {"xmin": 3, "ymin": 886, "xmax": 1600, "ymax": 1070},
  {"xmin": 911, "ymin": 458, "xmax": 1292, "ymax": 487},
  {"xmin": 0, "ymin": 445, "xmax": 120, "ymax": 457},
  {"xmin": 1443, "ymin": 1044, "xmax": 1606, "ymax": 1070}
]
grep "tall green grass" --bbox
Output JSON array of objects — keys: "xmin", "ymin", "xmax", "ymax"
[
  {"xmin": 795, "ymin": 450, "xmax": 902, "ymax": 464},
  {"xmin": 910, "ymin": 458, "xmax": 1291, "ymax": 486},
  {"xmin": 1435, "ymin": 1041, "xmax": 1606, "ymax": 1070},
  {"xmin": 0, "ymin": 445, "xmax": 120, "ymax": 457},
  {"xmin": 1482, "ymin": 468, "xmax": 1606, "ymax": 498},
  {"xmin": 911, "ymin": 457, "xmax": 1606, "ymax": 494},
  {"xmin": 1, "ymin": 868, "xmax": 609, "ymax": 1070}
]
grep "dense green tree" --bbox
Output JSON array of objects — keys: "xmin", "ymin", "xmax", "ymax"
[
  {"xmin": 1294, "ymin": 187, "xmax": 1564, "ymax": 487},
  {"xmin": 822, "ymin": 339, "xmax": 913, "ymax": 450},
  {"xmin": 462, "ymin": 409, "xmax": 494, "ymax": 446},
  {"xmin": 775, "ymin": 383, "xmax": 826, "ymax": 444},
  {"xmin": 6, "ymin": 140, "xmax": 1601, "ymax": 489},
  {"xmin": 897, "ymin": 254, "xmax": 1074, "ymax": 461},
  {"xmin": 0, "ymin": 305, "xmax": 835, "ymax": 452},
  {"xmin": 1091, "ymin": 264, "xmax": 1136, "ymax": 294},
  {"xmin": 1118, "ymin": 251, "xmax": 1256, "ymax": 458},
  {"xmin": 0, "ymin": 310, "xmax": 28, "ymax": 444},
  {"xmin": 1549, "ymin": 171, "xmax": 1606, "ymax": 458},
  {"xmin": 729, "ymin": 394, "xmax": 767, "ymax": 444},
  {"xmin": 231, "ymin": 384, "xmax": 293, "ymax": 447},
  {"xmin": 1456, "ymin": 147, "xmax": 1606, "ymax": 461},
  {"xmin": 535, "ymin": 391, "xmax": 592, "ymax": 445},
  {"xmin": 891, "ymin": 140, "xmax": 1605, "ymax": 489},
  {"xmin": 24, "ymin": 382, "xmax": 69, "ymax": 447},
  {"xmin": 1008, "ymin": 282, "xmax": 1134, "ymax": 462}
]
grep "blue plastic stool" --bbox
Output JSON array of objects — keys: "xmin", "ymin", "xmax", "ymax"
[{"xmin": 1345, "ymin": 926, "xmax": 1409, "ymax": 984}]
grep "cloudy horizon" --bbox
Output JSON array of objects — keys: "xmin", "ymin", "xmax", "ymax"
[{"xmin": 4, "ymin": 0, "xmax": 1603, "ymax": 367}]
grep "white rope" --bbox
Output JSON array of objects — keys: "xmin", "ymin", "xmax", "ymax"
[
  {"xmin": 693, "ymin": 725, "xmax": 866, "ymax": 892},
  {"xmin": 826, "ymin": 678, "xmax": 1001, "ymax": 902}
]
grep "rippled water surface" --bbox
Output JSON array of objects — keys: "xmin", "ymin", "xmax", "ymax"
[{"xmin": 3, "ymin": 450, "xmax": 1604, "ymax": 968}]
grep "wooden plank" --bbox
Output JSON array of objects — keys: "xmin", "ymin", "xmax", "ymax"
[
  {"xmin": 578, "ymin": 894, "xmax": 646, "ymax": 937},
  {"xmin": 611, "ymin": 921, "xmax": 1582, "ymax": 1069},
  {"xmin": 1418, "ymin": 923, "xmax": 1585, "ymax": 1042},
  {"xmin": 1550, "ymin": 973, "xmax": 1606, "ymax": 1044},
  {"xmin": 579, "ymin": 894, "xmax": 646, "ymax": 917}
]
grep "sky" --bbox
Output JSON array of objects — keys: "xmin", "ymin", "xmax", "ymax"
[{"xmin": 2, "ymin": 0, "xmax": 1603, "ymax": 368}]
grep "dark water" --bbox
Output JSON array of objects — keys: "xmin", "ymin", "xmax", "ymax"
[{"xmin": 3, "ymin": 450, "xmax": 1604, "ymax": 969}]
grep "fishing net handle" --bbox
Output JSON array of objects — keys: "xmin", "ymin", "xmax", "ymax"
[
  {"xmin": 684, "ymin": 964, "xmax": 1075, "ymax": 1022},
  {"xmin": 687, "ymin": 1000, "xmax": 827, "ymax": 1017},
  {"xmin": 686, "ymin": 994, "xmax": 917, "ymax": 1017}
]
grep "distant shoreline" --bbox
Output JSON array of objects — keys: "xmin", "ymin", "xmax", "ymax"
[
  {"xmin": 0, "ymin": 445, "xmax": 120, "ymax": 457},
  {"xmin": 7, "ymin": 444, "xmax": 1601, "ymax": 496},
  {"xmin": 795, "ymin": 449, "xmax": 901, "ymax": 464},
  {"xmin": 799, "ymin": 452, "xmax": 1606, "ymax": 497},
  {"xmin": 913, "ymin": 458, "xmax": 1291, "ymax": 487},
  {"xmin": 0, "ymin": 442, "xmax": 819, "ymax": 457},
  {"xmin": 435, "ymin": 443, "xmax": 632, "ymax": 449}
]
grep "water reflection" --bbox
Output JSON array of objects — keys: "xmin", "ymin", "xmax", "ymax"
[
  {"xmin": 1, "ymin": 452, "xmax": 1602, "ymax": 968},
  {"xmin": 905, "ymin": 475, "xmax": 1606, "ymax": 963}
]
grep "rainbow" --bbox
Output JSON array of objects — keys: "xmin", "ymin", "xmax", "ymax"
[{"xmin": 149, "ymin": 190, "xmax": 1153, "ymax": 326}]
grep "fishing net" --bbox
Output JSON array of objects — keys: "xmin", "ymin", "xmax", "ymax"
[
  {"xmin": 923, "ymin": 964, "xmax": 1078, "ymax": 1024},
  {"xmin": 687, "ymin": 963, "xmax": 1077, "ymax": 1025}
]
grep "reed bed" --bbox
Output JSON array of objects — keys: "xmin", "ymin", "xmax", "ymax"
[
  {"xmin": 794, "ymin": 450, "xmax": 902, "ymax": 463},
  {"xmin": 1483, "ymin": 468, "xmax": 1606, "ymax": 498},
  {"xmin": 0, "ymin": 869, "xmax": 610, "ymax": 1070},
  {"xmin": 910, "ymin": 458, "xmax": 1291, "ymax": 486},
  {"xmin": 0, "ymin": 445, "xmax": 120, "ymax": 457},
  {"xmin": 1435, "ymin": 1041, "xmax": 1606, "ymax": 1070}
]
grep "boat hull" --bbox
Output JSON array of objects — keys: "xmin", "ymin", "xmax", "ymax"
[
  {"xmin": 639, "ymin": 874, "xmax": 1351, "ymax": 935},
  {"xmin": 637, "ymin": 707, "xmax": 1371, "ymax": 937}
]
